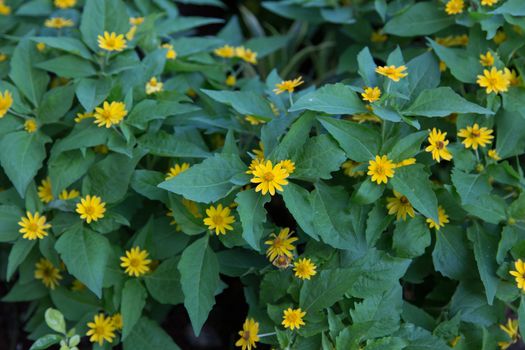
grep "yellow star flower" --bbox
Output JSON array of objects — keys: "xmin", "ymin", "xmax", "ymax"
[
  {"xmin": 226, "ymin": 74, "xmax": 237, "ymax": 86},
  {"xmin": 86, "ymin": 314, "xmax": 116, "ymax": 346},
  {"xmin": 479, "ymin": 51, "xmax": 494, "ymax": 67},
  {"xmin": 111, "ymin": 313, "xmax": 123, "ymax": 331},
  {"xmin": 497, "ymin": 318, "xmax": 519, "ymax": 350},
  {"xmin": 74, "ymin": 111, "xmax": 94, "ymax": 123},
  {"xmin": 34, "ymin": 258, "xmax": 62, "ymax": 289},
  {"xmin": 145, "ymin": 77, "xmax": 163, "ymax": 95},
  {"xmin": 375, "ymin": 65, "xmax": 408, "ymax": 82},
  {"xmin": 457, "ymin": 123, "xmax": 494, "ymax": 150},
  {"xmin": 395, "ymin": 158, "xmax": 416, "ymax": 168},
  {"xmin": 425, "ymin": 128, "xmax": 453, "ymax": 162},
  {"xmin": 245, "ymin": 115, "xmax": 266, "ymax": 125},
  {"xmin": 367, "ymin": 155, "xmax": 395, "ymax": 185},
  {"xmin": 250, "ymin": 160, "xmax": 290, "ymax": 196},
  {"xmin": 361, "ymin": 86, "xmax": 381, "ymax": 103},
  {"xmin": 481, "ymin": 0, "xmax": 498, "ymax": 6},
  {"xmin": 386, "ymin": 191, "xmax": 415, "ymax": 221},
  {"xmin": 293, "ymin": 258, "xmax": 317, "ymax": 280},
  {"xmin": 436, "ymin": 34, "xmax": 469, "ymax": 47},
  {"xmin": 477, "ymin": 67, "xmax": 510, "ymax": 94},
  {"xmin": 126, "ymin": 25, "xmax": 137, "ymax": 41},
  {"xmin": 203, "ymin": 204, "xmax": 235, "ymax": 235},
  {"xmin": 252, "ymin": 142, "xmax": 264, "ymax": 159},
  {"xmin": 71, "ymin": 279, "xmax": 85, "ymax": 291},
  {"xmin": 94, "ymin": 101, "xmax": 128, "ymax": 128},
  {"xmin": 235, "ymin": 46, "xmax": 257, "ymax": 64},
  {"xmin": 161, "ymin": 43, "xmax": 177, "ymax": 59},
  {"xmin": 510, "ymin": 259, "xmax": 525, "ymax": 292},
  {"xmin": 504, "ymin": 68, "xmax": 521, "ymax": 86},
  {"xmin": 277, "ymin": 160, "xmax": 295, "ymax": 175},
  {"xmin": 120, "ymin": 247, "xmax": 152, "ymax": 277},
  {"xmin": 58, "ymin": 189, "xmax": 80, "ymax": 200},
  {"xmin": 76, "ymin": 195, "xmax": 106, "ymax": 223},
  {"xmin": 24, "ymin": 118, "xmax": 38, "ymax": 133},
  {"xmin": 493, "ymin": 31, "xmax": 507, "ymax": 44},
  {"xmin": 282, "ymin": 308, "xmax": 306, "ymax": 330},
  {"xmin": 44, "ymin": 17, "xmax": 74, "ymax": 29},
  {"xmin": 18, "ymin": 212, "xmax": 51, "ymax": 240},
  {"xmin": 129, "ymin": 17, "xmax": 144, "ymax": 26},
  {"xmin": 426, "ymin": 206, "xmax": 449, "ymax": 230},
  {"xmin": 54, "ymin": 0, "xmax": 75, "ymax": 8},
  {"xmin": 214, "ymin": 45, "xmax": 235, "ymax": 58},
  {"xmin": 0, "ymin": 90, "xmax": 13, "ymax": 118},
  {"xmin": 246, "ymin": 158, "xmax": 264, "ymax": 175},
  {"xmin": 235, "ymin": 318, "xmax": 259, "ymax": 350},
  {"xmin": 98, "ymin": 31, "xmax": 127, "ymax": 52},
  {"xmin": 165, "ymin": 163, "xmax": 190, "ymax": 180},
  {"xmin": 273, "ymin": 76, "xmax": 304, "ymax": 95},
  {"xmin": 183, "ymin": 198, "xmax": 202, "ymax": 218},
  {"xmin": 488, "ymin": 149, "xmax": 501, "ymax": 161},
  {"xmin": 0, "ymin": 1, "xmax": 10, "ymax": 15},
  {"xmin": 371, "ymin": 30, "xmax": 387, "ymax": 43},
  {"xmin": 265, "ymin": 227, "xmax": 297, "ymax": 262},
  {"xmin": 445, "ymin": 0, "xmax": 464, "ymax": 15},
  {"xmin": 341, "ymin": 160, "xmax": 364, "ymax": 177}
]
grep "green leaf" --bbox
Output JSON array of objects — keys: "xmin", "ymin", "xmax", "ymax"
[
  {"xmin": 236, "ymin": 189, "xmax": 270, "ymax": 251},
  {"xmin": 0, "ymin": 205, "xmax": 24, "ymax": 242},
  {"xmin": 0, "ymin": 131, "xmax": 49, "ymax": 197},
  {"xmin": 159, "ymin": 153, "xmax": 248, "ymax": 204},
  {"xmin": 352, "ymin": 179, "xmax": 385, "ymax": 205},
  {"xmin": 293, "ymin": 135, "xmax": 346, "ymax": 181},
  {"xmin": 387, "ymin": 131, "xmax": 428, "ymax": 162},
  {"xmin": 48, "ymin": 150, "xmax": 96, "ymax": 197},
  {"xmin": 138, "ymin": 130, "xmax": 210, "ymax": 158},
  {"xmin": 123, "ymin": 317, "xmax": 181, "ymax": 350},
  {"xmin": 432, "ymin": 225, "xmax": 475, "ymax": 280},
  {"xmin": 44, "ymin": 308, "xmax": 66, "ymax": 334},
  {"xmin": 289, "ymin": 83, "xmax": 367, "ymax": 115},
  {"xmin": 384, "ymin": 2, "xmax": 454, "ymax": 36},
  {"xmin": 318, "ymin": 116, "xmax": 380, "ymax": 162},
  {"xmin": 492, "ymin": 0, "xmax": 525, "ymax": 15},
  {"xmin": 144, "ymin": 257, "xmax": 183, "ymax": 305},
  {"xmin": 7, "ymin": 238, "xmax": 36, "ymax": 281},
  {"xmin": 55, "ymin": 224, "xmax": 112, "ymax": 297},
  {"xmin": 450, "ymin": 282, "xmax": 501, "ymax": 326},
  {"xmin": 38, "ymin": 85, "xmax": 75, "ymax": 124},
  {"xmin": 36, "ymin": 55, "xmax": 97, "ymax": 78},
  {"xmin": 53, "ymin": 124, "xmax": 111, "ymax": 153},
  {"xmin": 463, "ymin": 194, "xmax": 507, "ymax": 224},
  {"xmin": 496, "ymin": 110, "xmax": 525, "ymax": 158},
  {"xmin": 30, "ymin": 37, "xmax": 92, "ymax": 60},
  {"xmin": 282, "ymin": 183, "xmax": 315, "ymax": 238},
  {"xmin": 75, "ymin": 77, "xmax": 112, "ymax": 112},
  {"xmin": 122, "ymin": 279, "xmax": 147, "ymax": 339},
  {"xmin": 428, "ymin": 39, "xmax": 479, "ymax": 84},
  {"xmin": 270, "ymin": 112, "xmax": 315, "ymax": 160},
  {"xmin": 451, "ymin": 169, "xmax": 491, "ymax": 205},
  {"xmin": 29, "ymin": 334, "xmax": 63, "ymax": 350},
  {"xmin": 131, "ymin": 170, "xmax": 168, "ymax": 202},
  {"xmin": 404, "ymin": 87, "xmax": 493, "ymax": 117},
  {"xmin": 178, "ymin": 236, "xmax": 220, "ymax": 335},
  {"xmin": 357, "ymin": 47, "xmax": 378, "ymax": 87},
  {"xmin": 127, "ymin": 100, "xmax": 200, "ymax": 130},
  {"xmin": 245, "ymin": 35, "xmax": 290, "ymax": 58},
  {"xmin": 392, "ymin": 216, "xmax": 431, "ymax": 258},
  {"xmin": 201, "ymin": 89, "xmax": 275, "ymax": 118},
  {"xmin": 390, "ymin": 165, "xmax": 439, "ymax": 222},
  {"xmin": 405, "ymin": 51, "xmax": 440, "ymax": 98}
]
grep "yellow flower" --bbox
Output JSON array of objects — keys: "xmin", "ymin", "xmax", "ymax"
[
  {"xmin": 425, "ymin": 128, "xmax": 453, "ymax": 162},
  {"xmin": 371, "ymin": 30, "xmax": 387, "ymax": 43},
  {"xmin": 367, "ymin": 155, "xmax": 395, "ymax": 185},
  {"xmin": 226, "ymin": 74, "xmax": 236, "ymax": 86},
  {"xmin": 98, "ymin": 31, "xmax": 127, "ymax": 52},
  {"xmin": 245, "ymin": 115, "xmax": 266, "ymax": 125},
  {"xmin": 183, "ymin": 198, "xmax": 202, "ymax": 218},
  {"xmin": 74, "ymin": 111, "xmax": 93, "ymax": 123},
  {"xmin": 129, "ymin": 17, "xmax": 144, "ymax": 26},
  {"xmin": 94, "ymin": 101, "xmax": 128, "ymax": 128},
  {"xmin": 361, "ymin": 86, "xmax": 381, "ymax": 103},
  {"xmin": 426, "ymin": 206, "xmax": 449, "ymax": 230},
  {"xmin": 504, "ymin": 68, "xmax": 521, "ymax": 86},
  {"xmin": 54, "ymin": 0, "xmax": 75, "ymax": 8},
  {"xmin": 214, "ymin": 45, "xmax": 235, "ymax": 58},
  {"xmin": 439, "ymin": 61, "xmax": 447, "ymax": 72},
  {"xmin": 93, "ymin": 144, "xmax": 109, "ymax": 154},
  {"xmin": 479, "ymin": 51, "xmax": 494, "ymax": 67},
  {"xmin": 44, "ymin": 17, "xmax": 74, "ymax": 29},
  {"xmin": 34, "ymin": 258, "xmax": 62, "ymax": 289},
  {"xmin": 278, "ymin": 160, "xmax": 295, "ymax": 175},
  {"xmin": 493, "ymin": 31, "xmax": 507, "ymax": 44},
  {"xmin": 449, "ymin": 336, "xmax": 461, "ymax": 347},
  {"xmin": 375, "ymin": 65, "xmax": 408, "ymax": 82},
  {"xmin": 457, "ymin": 123, "xmax": 494, "ymax": 150},
  {"xmin": 120, "ymin": 247, "xmax": 152, "ymax": 277},
  {"xmin": 481, "ymin": 0, "xmax": 498, "ymax": 6},
  {"xmin": 36, "ymin": 42, "xmax": 46, "ymax": 52},
  {"xmin": 341, "ymin": 160, "xmax": 364, "ymax": 177},
  {"xmin": 445, "ymin": 0, "xmax": 464, "ymax": 15},
  {"xmin": 235, "ymin": 46, "xmax": 257, "ymax": 64},
  {"xmin": 510, "ymin": 259, "xmax": 525, "ymax": 292},
  {"xmin": 24, "ymin": 118, "xmax": 38, "ymax": 133},
  {"xmin": 165, "ymin": 163, "xmax": 190, "ymax": 180},
  {"xmin": 436, "ymin": 34, "xmax": 469, "ymax": 47},
  {"xmin": 351, "ymin": 112, "xmax": 382, "ymax": 124},
  {"xmin": 250, "ymin": 160, "xmax": 290, "ymax": 196},
  {"xmin": 497, "ymin": 318, "xmax": 519, "ymax": 350},
  {"xmin": 203, "ymin": 204, "xmax": 235, "ymax": 235},
  {"xmin": 293, "ymin": 258, "xmax": 317, "ymax": 280},
  {"xmin": 272, "ymin": 254, "xmax": 293, "ymax": 269},
  {"xmin": 488, "ymin": 149, "xmax": 501, "ymax": 161},
  {"xmin": 386, "ymin": 191, "xmax": 415, "ymax": 221},
  {"xmin": 477, "ymin": 67, "xmax": 510, "ymax": 94},
  {"xmin": 126, "ymin": 25, "xmax": 137, "ymax": 41},
  {"xmin": 252, "ymin": 142, "xmax": 264, "ymax": 159},
  {"xmin": 76, "ymin": 195, "xmax": 106, "ymax": 223},
  {"xmin": 282, "ymin": 308, "xmax": 306, "ymax": 330},
  {"xmin": 273, "ymin": 76, "xmax": 304, "ymax": 95},
  {"xmin": 71, "ymin": 279, "xmax": 85, "ymax": 291},
  {"xmin": 0, "ymin": 90, "xmax": 13, "ymax": 118},
  {"xmin": 18, "ymin": 211, "xmax": 51, "ymax": 240},
  {"xmin": 235, "ymin": 318, "xmax": 259, "ymax": 350},
  {"xmin": 145, "ymin": 77, "xmax": 163, "ymax": 95},
  {"xmin": 86, "ymin": 314, "xmax": 116, "ymax": 346},
  {"xmin": 38, "ymin": 177, "xmax": 53, "ymax": 203},
  {"xmin": 0, "ymin": 0, "xmax": 11, "ymax": 15},
  {"xmin": 395, "ymin": 158, "xmax": 416, "ymax": 168},
  {"xmin": 59, "ymin": 189, "xmax": 80, "ymax": 200},
  {"xmin": 265, "ymin": 228, "xmax": 297, "ymax": 262},
  {"xmin": 162, "ymin": 43, "xmax": 177, "ymax": 59},
  {"xmin": 111, "ymin": 313, "xmax": 123, "ymax": 331},
  {"xmin": 246, "ymin": 158, "xmax": 263, "ymax": 175},
  {"xmin": 0, "ymin": 53, "xmax": 7, "ymax": 61}
]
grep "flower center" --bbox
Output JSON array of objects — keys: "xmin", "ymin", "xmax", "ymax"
[
  {"xmin": 42, "ymin": 268, "xmax": 53, "ymax": 278},
  {"xmin": 84, "ymin": 205, "xmax": 95, "ymax": 215},
  {"xmin": 129, "ymin": 258, "xmax": 140, "ymax": 268},
  {"xmin": 212, "ymin": 215, "xmax": 224, "ymax": 226},
  {"xmin": 27, "ymin": 223, "xmax": 39, "ymax": 232},
  {"xmin": 96, "ymin": 326, "xmax": 106, "ymax": 336},
  {"xmin": 106, "ymin": 38, "xmax": 116, "ymax": 47},
  {"xmin": 242, "ymin": 331, "xmax": 251, "ymax": 340},
  {"xmin": 400, "ymin": 196, "xmax": 409, "ymax": 204},
  {"xmin": 375, "ymin": 165, "xmax": 384, "ymax": 176},
  {"xmin": 436, "ymin": 141, "xmax": 444, "ymax": 149},
  {"xmin": 471, "ymin": 131, "xmax": 480, "ymax": 138},
  {"xmin": 263, "ymin": 172, "xmax": 275, "ymax": 181}
]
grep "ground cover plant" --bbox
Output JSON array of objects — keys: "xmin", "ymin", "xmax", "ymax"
[{"xmin": 1, "ymin": 0, "xmax": 525, "ymax": 349}]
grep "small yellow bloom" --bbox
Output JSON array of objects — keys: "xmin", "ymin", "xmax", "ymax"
[
  {"xmin": 126, "ymin": 25, "xmax": 137, "ymax": 41},
  {"xmin": 35, "ymin": 258, "xmax": 62, "ymax": 289},
  {"xmin": 371, "ymin": 30, "xmax": 387, "ymax": 43},
  {"xmin": 24, "ymin": 118, "xmax": 38, "ymax": 133},
  {"xmin": 367, "ymin": 155, "xmax": 395, "ymax": 185},
  {"xmin": 351, "ymin": 112, "xmax": 382, "ymax": 124},
  {"xmin": 129, "ymin": 17, "xmax": 144, "ymax": 26},
  {"xmin": 120, "ymin": 247, "xmax": 152, "ymax": 277},
  {"xmin": 493, "ymin": 31, "xmax": 507, "ymax": 44},
  {"xmin": 273, "ymin": 76, "xmax": 304, "ymax": 95},
  {"xmin": 250, "ymin": 160, "xmax": 290, "ymax": 196},
  {"xmin": 37, "ymin": 177, "xmax": 53, "ymax": 203},
  {"xmin": 71, "ymin": 279, "xmax": 85, "ymax": 291},
  {"xmin": 504, "ymin": 68, "xmax": 521, "ymax": 86},
  {"xmin": 277, "ymin": 160, "xmax": 295, "ymax": 175},
  {"xmin": 162, "ymin": 43, "xmax": 177, "ymax": 60},
  {"xmin": 203, "ymin": 204, "xmax": 235, "ymax": 235},
  {"xmin": 479, "ymin": 51, "xmax": 494, "ymax": 67},
  {"xmin": 94, "ymin": 101, "xmax": 127, "ymax": 128},
  {"xmin": 497, "ymin": 318, "xmax": 519, "ymax": 349},
  {"xmin": 282, "ymin": 308, "xmax": 306, "ymax": 330},
  {"xmin": 235, "ymin": 318, "xmax": 259, "ymax": 350},
  {"xmin": 445, "ymin": 0, "xmax": 464, "ymax": 15},
  {"xmin": 44, "ymin": 17, "xmax": 74, "ymax": 29},
  {"xmin": 0, "ymin": 1, "xmax": 11, "ymax": 15},
  {"xmin": 341, "ymin": 160, "xmax": 364, "ymax": 177},
  {"xmin": 426, "ymin": 206, "xmax": 449, "ymax": 230},
  {"xmin": 98, "ymin": 31, "xmax": 127, "ymax": 52},
  {"xmin": 93, "ymin": 144, "xmax": 109, "ymax": 154},
  {"xmin": 439, "ymin": 61, "xmax": 447, "ymax": 72},
  {"xmin": 226, "ymin": 74, "xmax": 236, "ymax": 86},
  {"xmin": 436, "ymin": 35, "xmax": 469, "ymax": 47},
  {"xmin": 386, "ymin": 191, "xmax": 415, "ymax": 221},
  {"xmin": 375, "ymin": 65, "xmax": 408, "ymax": 82},
  {"xmin": 214, "ymin": 45, "xmax": 235, "ymax": 58},
  {"xmin": 395, "ymin": 158, "xmax": 416, "ymax": 168},
  {"xmin": 265, "ymin": 228, "xmax": 297, "ymax": 262},
  {"xmin": 481, "ymin": 0, "xmax": 498, "ymax": 6},
  {"xmin": 18, "ymin": 211, "xmax": 51, "ymax": 240},
  {"xmin": 183, "ymin": 198, "xmax": 202, "ymax": 218},
  {"xmin": 457, "ymin": 123, "xmax": 494, "ymax": 150},
  {"xmin": 111, "ymin": 313, "xmax": 123, "ymax": 331},
  {"xmin": 145, "ymin": 77, "xmax": 164, "ymax": 95},
  {"xmin": 361, "ymin": 86, "xmax": 381, "ymax": 103},
  {"xmin": 293, "ymin": 258, "xmax": 317, "ymax": 280},
  {"xmin": 245, "ymin": 115, "xmax": 266, "ymax": 125},
  {"xmin": 86, "ymin": 314, "xmax": 116, "ymax": 346},
  {"xmin": 74, "ymin": 111, "xmax": 93, "ymax": 123},
  {"xmin": 488, "ymin": 149, "xmax": 501, "ymax": 161},
  {"xmin": 425, "ymin": 128, "xmax": 453, "ymax": 162},
  {"xmin": 246, "ymin": 158, "xmax": 264, "ymax": 175},
  {"xmin": 76, "ymin": 195, "xmax": 106, "ymax": 223},
  {"xmin": 235, "ymin": 46, "xmax": 257, "ymax": 64},
  {"xmin": 0, "ymin": 90, "xmax": 13, "ymax": 118},
  {"xmin": 252, "ymin": 142, "xmax": 264, "ymax": 159},
  {"xmin": 54, "ymin": 0, "xmax": 75, "ymax": 8},
  {"xmin": 0, "ymin": 53, "xmax": 7, "ymax": 61},
  {"xmin": 165, "ymin": 163, "xmax": 190, "ymax": 180},
  {"xmin": 510, "ymin": 259, "xmax": 525, "ymax": 292},
  {"xmin": 58, "ymin": 189, "xmax": 80, "ymax": 200},
  {"xmin": 272, "ymin": 254, "xmax": 293, "ymax": 269}
]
